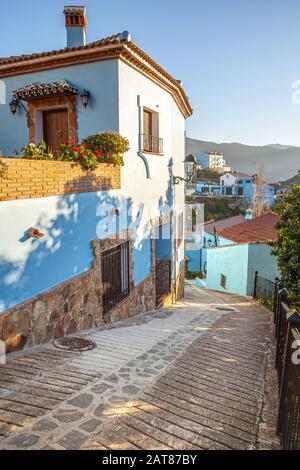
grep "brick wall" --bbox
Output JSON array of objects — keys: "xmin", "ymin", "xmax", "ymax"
[{"xmin": 0, "ymin": 158, "xmax": 121, "ymax": 201}]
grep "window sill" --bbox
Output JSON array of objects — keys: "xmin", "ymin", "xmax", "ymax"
[{"xmin": 142, "ymin": 150, "xmax": 164, "ymax": 156}]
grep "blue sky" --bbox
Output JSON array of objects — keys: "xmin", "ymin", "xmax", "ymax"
[{"xmin": 2, "ymin": 0, "xmax": 300, "ymax": 146}]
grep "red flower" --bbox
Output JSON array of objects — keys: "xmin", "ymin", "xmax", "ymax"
[
  {"xmin": 73, "ymin": 147, "xmax": 81, "ymax": 152},
  {"xmin": 93, "ymin": 151, "xmax": 101, "ymax": 157},
  {"xmin": 53, "ymin": 150, "xmax": 58, "ymax": 155}
]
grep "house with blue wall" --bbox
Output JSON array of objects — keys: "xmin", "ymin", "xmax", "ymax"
[
  {"xmin": 0, "ymin": 6, "xmax": 192, "ymax": 351},
  {"xmin": 185, "ymin": 214, "xmax": 245, "ymax": 274},
  {"xmin": 196, "ymin": 170, "xmax": 276, "ymax": 206},
  {"xmin": 202, "ymin": 213, "xmax": 280, "ymax": 296}
]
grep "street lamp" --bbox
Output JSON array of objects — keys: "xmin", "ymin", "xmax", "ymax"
[{"xmin": 173, "ymin": 154, "xmax": 196, "ymax": 185}]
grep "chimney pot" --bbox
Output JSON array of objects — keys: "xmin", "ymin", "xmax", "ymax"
[{"xmin": 64, "ymin": 6, "xmax": 87, "ymax": 48}]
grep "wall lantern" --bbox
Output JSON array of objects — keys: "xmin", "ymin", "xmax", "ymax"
[
  {"xmin": 9, "ymin": 98, "xmax": 30, "ymax": 122},
  {"xmin": 9, "ymin": 98, "xmax": 19, "ymax": 115},
  {"xmin": 173, "ymin": 154, "xmax": 196, "ymax": 185},
  {"xmin": 80, "ymin": 89, "xmax": 90, "ymax": 108}
]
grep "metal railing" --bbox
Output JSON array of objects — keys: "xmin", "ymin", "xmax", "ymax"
[
  {"xmin": 101, "ymin": 241, "xmax": 130, "ymax": 313},
  {"xmin": 253, "ymin": 273, "xmax": 300, "ymax": 449},
  {"xmin": 253, "ymin": 271, "xmax": 276, "ymax": 302},
  {"xmin": 273, "ymin": 280, "xmax": 300, "ymax": 450},
  {"xmin": 141, "ymin": 134, "xmax": 163, "ymax": 154}
]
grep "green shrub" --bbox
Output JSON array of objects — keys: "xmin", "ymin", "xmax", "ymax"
[
  {"xmin": 83, "ymin": 131, "xmax": 129, "ymax": 166},
  {"xmin": 17, "ymin": 132, "xmax": 129, "ymax": 171},
  {"xmin": 186, "ymin": 271, "xmax": 204, "ymax": 280},
  {"xmin": 270, "ymin": 170, "xmax": 300, "ymax": 311}
]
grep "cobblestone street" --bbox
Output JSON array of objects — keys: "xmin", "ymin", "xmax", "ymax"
[{"xmin": 0, "ymin": 284, "xmax": 279, "ymax": 450}]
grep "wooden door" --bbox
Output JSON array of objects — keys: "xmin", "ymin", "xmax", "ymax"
[{"xmin": 43, "ymin": 108, "xmax": 69, "ymax": 151}]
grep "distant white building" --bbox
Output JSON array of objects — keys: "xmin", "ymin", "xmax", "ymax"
[{"xmin": 196, "ymin": 151, "xmax": 231, "ymax": 173}]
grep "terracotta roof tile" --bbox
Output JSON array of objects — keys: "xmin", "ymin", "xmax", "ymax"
[
  {"xmin": 0, "ymin": 33, "xmax": 192, "ymax": 118},
  {"xmin": 0, "ymin": 34, "xmax": 121, "ymax": 66},
  {"xmin": 12, "ymin": 80, "xmax": 77, "ymax": 100},
  {"xmin": 218, "ymin": 213, "xmax": 279, "ymax": 243}
]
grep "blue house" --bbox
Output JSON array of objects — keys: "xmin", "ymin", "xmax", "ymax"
[
  {"xmin": 185, "ymin": 214, "xmax": 245, "ymax": 274},
  {"xmin": 196, "ymin": 171, "xmax": 276, "ymax": 207},
  {"xmin": 202, "ymin": 213, "xmax": 280, "ymax": 296},
  {"xmin": 0, "ymin": 6, "xmax": 192, "ymax": 351}
]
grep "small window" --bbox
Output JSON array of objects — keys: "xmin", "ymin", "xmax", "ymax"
[
  {"xmin": 142, "ymin": 108, "xmax": 162, "ymax": 154},
  {"xmin": 220, "ymin": 274, "xmax": 227, "ymax": 289}
]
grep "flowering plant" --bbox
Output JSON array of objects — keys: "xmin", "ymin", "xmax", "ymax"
[
  {"xmin": 17, "ymin": 131, "xmax": 129, "ymax": 170},
  {"xmin": 55, "ymin": 141, "xmax": 101, "ymax": 170},
  {"xmin": 83, "ymin": 131, "xmax": 129, "ymax": 166},
  {"xmin": 22, "ymin": 141, "xmax": 53, "ymax": 160}
]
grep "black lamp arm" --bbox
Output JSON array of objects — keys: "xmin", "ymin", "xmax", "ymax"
[{"xmin": 18, "ymin": 99, "xmax": 29, "ymax": 118}]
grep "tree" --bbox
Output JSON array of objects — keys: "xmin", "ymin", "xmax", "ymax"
[
  {"xmin": 251, "ymin": 162, "xmax": 269, "ymax": 217},
  {"xmin": 271, "ymin": 170, "xmax": 300, "ymax": 311}
]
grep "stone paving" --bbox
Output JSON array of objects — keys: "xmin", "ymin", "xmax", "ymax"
[{"xmin": 0, "ymin": 284, "xmax": 279, "ymax": 450}]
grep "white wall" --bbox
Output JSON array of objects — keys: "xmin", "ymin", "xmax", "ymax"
[
  {"xmin": 220, "ymin": 173, "xmax": 237, "ymax": 186},
  {"xmin": 118, "ymin": 60, "xmax": 186, "ymax": 279}
]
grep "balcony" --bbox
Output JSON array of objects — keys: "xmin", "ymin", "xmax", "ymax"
[{"xmin": 141, "ymin": 134, "xmax": 163, "ymax": 154}]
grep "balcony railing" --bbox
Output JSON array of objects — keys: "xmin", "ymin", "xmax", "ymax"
[{"xmin": 141, "ymin": 134, "xmax": 163, "ymax": 154}]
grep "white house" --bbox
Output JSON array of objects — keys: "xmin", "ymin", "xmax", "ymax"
[
  {"xmin": 0, "ymin": 6, "xmax": 192, "ymax": 352},
  {"xmin": 196, "ymin": 151, "xmax": 231, "ymax": 173}
]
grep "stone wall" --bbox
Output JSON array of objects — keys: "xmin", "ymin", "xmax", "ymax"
[
  {"xmin": 0, "ymin": 158, "xmax": 120, "ymax": 201},
  {"xmin": 0, "ymin": 236, "xmax": 155, "ymax": 353}
]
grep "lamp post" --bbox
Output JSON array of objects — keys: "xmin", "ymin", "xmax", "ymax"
[
  {"xmin": 172, "ymin": 154, "xmax": 196, "ymax": 302},
  {"xmin": 173, "ymin": 154, "xmax": 197, "ymax": 185}
]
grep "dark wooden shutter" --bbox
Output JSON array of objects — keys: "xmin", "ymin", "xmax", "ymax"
[{"xmin": 143, "ymin": 110, "xmax": 152, "ymax": 136}]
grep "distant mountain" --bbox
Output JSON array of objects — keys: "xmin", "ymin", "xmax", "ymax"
[
  {"xmin": 186, "ymin": 137, "xmax": 300, "ymax": 182},
  {"xmin": 283, "ymin": 173, "xmax": 300, "ymax": 185}
]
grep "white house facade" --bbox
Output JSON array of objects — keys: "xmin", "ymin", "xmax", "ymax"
[{"xmin": 0, "ymin": 6, "xmax": 192, "ymax": 352}]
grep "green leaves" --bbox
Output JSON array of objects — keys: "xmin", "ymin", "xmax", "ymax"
[
  {"xmin": 271, "ymin": 171, "xmax": 300, "ymax": 311},
  {"xmin": 83, "ymin": 131, "xmax": 129, "ymax": 166}
]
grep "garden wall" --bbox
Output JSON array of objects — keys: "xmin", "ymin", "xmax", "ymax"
[{"xmin": 0, "ymin": 158, "xmax": 120, "ymax": 201}]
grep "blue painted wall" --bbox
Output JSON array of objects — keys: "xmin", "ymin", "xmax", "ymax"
[
  {"xmin": 155, "ymin": 222, "xmax": 171, "ymax": 260},
  {"xmin": 206, "ymin": 244, "xmax": 249, "ymax": 295},
  {"xmin": 196, "ymin": 152, "xmax": 209, "ymax": 168},
  {"xmin": 0, "ymin": 60, "xmax": 119, "ymax": 155},
  {"xmin": 195, "ymin": 181, "xmax": 275, "ymax": 206},
  {"xmin": 247, "ymin": 243, "xmax": 280, "ymax": 294},
  {"xmin": 0, "ymin": 191, "xmax": 152, "ymax": 312},
  {"xmin": 133, "ymin": 236, "xmax": 152, "ymax": 285},
  {"xmin": 204, "ymin": 242, "xmax": 279, "ymax": 296}
]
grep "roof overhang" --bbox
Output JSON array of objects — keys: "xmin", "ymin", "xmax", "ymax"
[
  {"xmin": 0, "ymin": 41, "xmax": 192, "ymax": 119},
  {"xmin": 12, "ymin": 80, "xmax": 78, "ymax": 101}
]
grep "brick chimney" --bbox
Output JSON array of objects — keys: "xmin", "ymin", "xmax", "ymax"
[{"xmin": 64, "ymin": 6, "xmax": 87, "ymax": 48}]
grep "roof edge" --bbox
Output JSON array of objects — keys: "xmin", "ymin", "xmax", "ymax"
[{"xmin": 0, "ymin": 38, "xmax": 193, "ymax": 119}]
